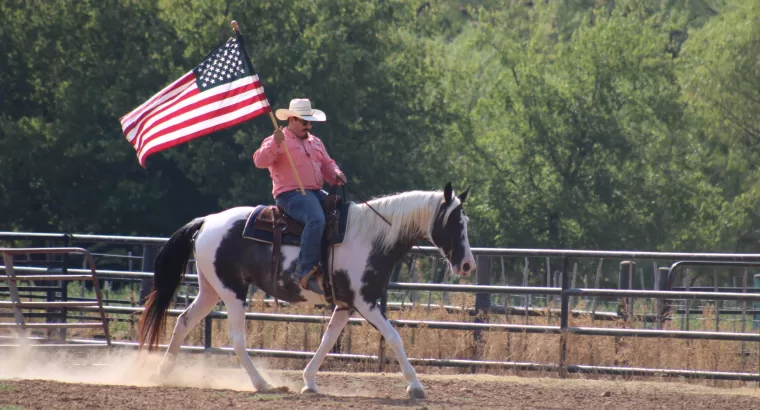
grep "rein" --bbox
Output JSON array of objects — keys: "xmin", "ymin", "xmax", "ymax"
[{"xmin": 342, "ymin": 183, "xmax": 392, "ymax": 227}]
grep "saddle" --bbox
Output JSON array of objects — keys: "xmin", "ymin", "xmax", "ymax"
[
  {"xmin": 252, "ymin": 206, "xmax": 304, "ymax": 237},
  {"xmin": 242, "ymin": 187, "xmax": 350, "ymax": 305}
]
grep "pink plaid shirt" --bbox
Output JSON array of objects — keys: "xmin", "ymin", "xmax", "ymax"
[{"xmin": 253, "ymin": 127, "xmax": 342, "ymax": 198}]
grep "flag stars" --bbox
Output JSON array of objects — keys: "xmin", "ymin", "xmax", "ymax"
[{"xmin": 194, "ymin": 37, "xmax": 250, "ymax": 90}]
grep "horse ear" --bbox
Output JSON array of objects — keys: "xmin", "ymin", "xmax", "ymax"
[
  {"xmin": 458, "ymin": 186, "xmax": 470, "ymax": 203},
  {"xmin": 444, "ymin": 182, "xmax": 453, "ymax": 204}
]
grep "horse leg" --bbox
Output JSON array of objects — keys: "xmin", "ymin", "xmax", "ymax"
[
  {"xmin": 224, "ymin": 295, "xmax": 272, "ymax": 391},
  {"xmin": 194, "ymin": 236, "xmax": 272, "ymax": 392},
  {"xmin": 354, "ymin": 303, "xmax": 425, "ymax": 399},
  {"xmin": 301, "ymin": 306, "xmax": 352, "ymax": 394},
  {"xmin": 158, "ymin": 273, "xmax": 219, "ymax": 377}
]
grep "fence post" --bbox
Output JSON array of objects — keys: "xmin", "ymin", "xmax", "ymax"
[
  {"xmin": 714, "ymin": 272, "xmax": 720, "ymax": 332},
  {"xmin": 139, "ymin": 244, "xmax": 157, "ymax": 305},
  {"xmin": 656, "ymin": 267, "xmax": 667, "ymax": 329},
  {"xmin": 616, "ymin": 261, "xmax": 634, "ymax": 374},
  {"xmin": 409, "ymin": 257, "xmax": 418, "ymax": 304},
  {"xmin": 45, "ymin": 269, "xmax": 57, "ymax": 339},
  {"xmin": 204, "ymin": 316, "xmax": 213, "ymax": 350},
  {"xmin": 658, "ymin": 267, "xmax": 671, "ymax": 329},
  {"xmin": 522, "ymin": 258, "xmax": 530, "ymax": 323},
  {"xmin": 753, "ymin": 274, "xmax": 760, "ymax": 329},
  {"xmin": 2, "ymin": 251, "xmax": 27, "ymax": 339},
  {"xmin": 473, "ymin": 255, "xmax": 492, "ymax": 372},
  {"xmin": 559, "ymin": 257, "xmax": 570, "ymax": 378},
  {"xmin": 59, "ymin": 233, "xmax": 70, "ymax": 340},
  {"xmin": 617, "ymin": 261, "xmax": 634, "ymax": 320}
]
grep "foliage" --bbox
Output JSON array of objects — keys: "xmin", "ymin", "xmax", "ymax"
[{"xmin": 1, "ymin": 0, "xmax": 759, "ymax": 259}]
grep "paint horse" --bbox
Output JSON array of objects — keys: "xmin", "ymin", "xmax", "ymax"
[{"xmin": 137, "ymin": 183, "xmax": 476, "ymax": 399}]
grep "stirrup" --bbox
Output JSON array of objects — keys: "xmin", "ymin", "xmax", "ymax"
[{"xmin": 299, "ymin": 265, "xmax": 324, "ymax": 295}]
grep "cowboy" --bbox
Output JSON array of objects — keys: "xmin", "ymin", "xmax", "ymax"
[{"xmin": 253, "ymin": 98, "xmax": 346, "ymax": 295}]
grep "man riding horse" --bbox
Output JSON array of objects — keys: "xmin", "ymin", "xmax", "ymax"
[{"xmin": 252, "ymin": 98, "xmax": 346, "ymax": 295}]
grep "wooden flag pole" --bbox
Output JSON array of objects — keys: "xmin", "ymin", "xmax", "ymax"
[{"xmin": 232, "ymin": 20, "xmax": 306, "ymax": 196}]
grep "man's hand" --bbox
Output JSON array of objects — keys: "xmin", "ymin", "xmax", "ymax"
[
  {"xmin": 273, "ymin": 127, "xmax": 285, "ymax": 145},
  {"xmin": 336, "ymin": 172, "xmax": 347, "ymax": 185}
]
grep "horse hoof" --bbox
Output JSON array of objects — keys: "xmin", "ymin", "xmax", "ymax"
[
  {"xmin": 407, "ymin": 386, "xmax": 426, "ymax": 400},
  {"xmin": 301, "ymin": 386, "xmax": 318, "ymax": 394},
  {"xmin": 255, "ymin": 384, "xmax": 274, "ymax": 393}
]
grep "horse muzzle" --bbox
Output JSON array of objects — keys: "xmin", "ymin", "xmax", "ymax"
[{"xmin": 454, "ymin": 258, "xmax": 476, "ymax": 277}]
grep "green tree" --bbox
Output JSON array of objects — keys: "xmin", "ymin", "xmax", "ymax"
[
  {"xmin": 678, "ymin": 0, "xmax": 760, "ymax": 251},
  {"xmin": 423, "ymin": 1, "xmax": 718, "ymax": 250}
]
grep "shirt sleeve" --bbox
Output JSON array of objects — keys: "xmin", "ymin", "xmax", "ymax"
[
  {"xmin": 316, "ymin": 139, "xmax": 342, "ymax": 185},
  {"xmin": 252, "ymin": 135, "xmax": 280, "ymax": 168}
]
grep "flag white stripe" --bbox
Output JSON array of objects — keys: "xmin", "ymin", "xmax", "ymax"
[
  {"xmin": 126, "ymin": 80, "xmax": 197, "ymax": 145},
  {"xmin": 135, "ymin": 80, "xmax": 264, "ymax": 153},
  {"xmin": 137, "ymin": 99, "xmax": 270, "ymax": 164},
  {"xmin": 124, "ymin": 74, "xmax": 262, "ymax": 145},
  {"xmin": 121, "ymin": 71, "xmax": 193, "ymax": 125},
  {"xmin": 127, "ymin": 82, "xmax": 198, "ymax": 147},
  {"xmin": 121, "ymin": 71, "xmax": 195, "ymax": 134},
  {"xmin": 129, "ymin": 75, "xmax": 259, "ymax": 149}
]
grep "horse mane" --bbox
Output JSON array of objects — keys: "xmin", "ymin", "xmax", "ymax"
[{"xmin": 347, "ymin": 190, "xmax": 462, "ymax": 252}]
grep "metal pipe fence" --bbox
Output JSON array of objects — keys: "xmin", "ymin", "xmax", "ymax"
[
  {"xmin": 5, "ymin": 269, "xmax": 760, "ymax": 377},
  {"xmin": 4, "ymin": 232, "xmax": 760, "ymax": 381}
]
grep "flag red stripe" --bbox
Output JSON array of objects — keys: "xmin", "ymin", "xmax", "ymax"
[
  {"xmin": 130, "ymin": 76, "xmax": 263, "ymax": 150},
  {"xmin": 138, "ymin": 104, "xmax": 270, "ymax": 166},
  {"xmin": 120, "ymin": 71, "xmax": 195, "ymax": 127},
  {"xmin": 136, "ymin": 88, "xmax": 268, "ymax": 155},
  {"xmin": 133, "ymin": 78, "xmax": 264, "ymax": 153},
  {"xmin": 120, "ymin": 72, "xmax": 196, "ymax": 137},
  {"xmin": 127, "ymin": 77, "xmax": 203, "ymax": 149},
  {"xmin": 132, "ymin": 86, "xmax": 201, "ymax": 153}
]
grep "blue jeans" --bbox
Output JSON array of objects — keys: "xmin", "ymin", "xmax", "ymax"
[{"xmin": 275, "ymin": 189, "xmax": 326, "ymax": 278}]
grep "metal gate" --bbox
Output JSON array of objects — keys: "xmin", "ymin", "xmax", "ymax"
[{"xmin": 0, "ymin": 247, "xmax": 111, "ymax": 348}]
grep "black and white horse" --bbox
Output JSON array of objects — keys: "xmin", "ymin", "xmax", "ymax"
[{"xmin": 137, "ymin": 183, "xmax": 476, "ymax": 399}]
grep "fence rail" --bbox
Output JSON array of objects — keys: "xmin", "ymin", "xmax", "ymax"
[{"xmin": 4, "ymin": 232, "xmax": 760, "ymax": 382}]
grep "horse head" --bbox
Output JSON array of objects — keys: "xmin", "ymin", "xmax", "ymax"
[{"xmin": 429, "ymin": 182, "xmax": 476, "ymax": 276}]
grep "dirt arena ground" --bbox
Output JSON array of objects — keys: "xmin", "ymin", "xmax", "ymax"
[{"xmin": 2, "ymin": 350, "xmax": 760, "ymax": 409}]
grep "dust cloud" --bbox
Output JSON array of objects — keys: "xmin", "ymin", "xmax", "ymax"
[{"xmin": 0, "ymin": 343, "xmax": 298, "ymax": 392}]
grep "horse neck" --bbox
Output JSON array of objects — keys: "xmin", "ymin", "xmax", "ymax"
[
  {"xmin": 350, "ymin": 193, "xmax": 439, "ymax": 284},
  {"xmin": 352, "ymin": 190, "xmax": 440, "ymax": 253}
]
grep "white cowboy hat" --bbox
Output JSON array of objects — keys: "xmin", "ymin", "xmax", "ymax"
[{"xmin": 274, "ymin": 98, "xmax": 327, "ymax": 122}]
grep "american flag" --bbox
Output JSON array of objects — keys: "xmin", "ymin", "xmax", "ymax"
[{"xmin": 120, "ymin": 34, "xmax": 270, "ymax": 167}]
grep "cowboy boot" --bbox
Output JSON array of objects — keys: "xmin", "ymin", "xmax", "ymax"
[{"xmin": 299, "ymin": 265, "xmax": 324, "ymax": 295}]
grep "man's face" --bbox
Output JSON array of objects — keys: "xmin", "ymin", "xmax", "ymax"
[{"xmin": 289, "ymin": 117, "xmax": 311, "ymax": 138}]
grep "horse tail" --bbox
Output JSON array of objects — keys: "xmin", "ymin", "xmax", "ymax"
[{"xmin": 138, "ymin": 216, "xmax": 205, "ymax": 351}]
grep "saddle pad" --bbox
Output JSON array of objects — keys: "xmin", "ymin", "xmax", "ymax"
[{"xmin": 241, "ymin": 201, "xmax": 352, "ymax": 246}]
